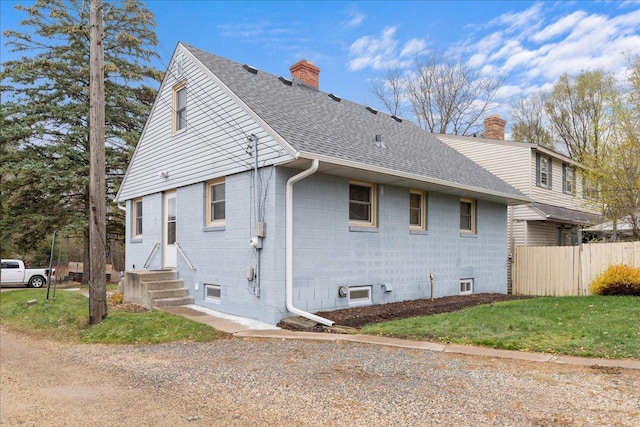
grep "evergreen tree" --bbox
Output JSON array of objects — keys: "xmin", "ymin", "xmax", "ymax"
[{"xmin": 0, "ymin": 0, "xmax": 162, "ymax": 268}]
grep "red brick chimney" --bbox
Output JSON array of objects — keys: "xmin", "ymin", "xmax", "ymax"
[
  {"xmin": 290, "ymin": 59, "xmax": 320, "ymax": 89},
  {"xmin": 483, "ymin": 115, "xmax": 506, "ymax": 140}
]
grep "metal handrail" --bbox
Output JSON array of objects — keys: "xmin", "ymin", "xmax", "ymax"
[
  {"xmin": 143, "ymin": 242, "xmax": 160, "ymax": 269},
  {"xmin": 174, "ymin": 242, "xmax": 196, "ymax": 270}
]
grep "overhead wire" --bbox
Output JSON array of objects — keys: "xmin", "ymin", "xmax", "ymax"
[{"xmin": 153, "ymin": 39, "xmax": 289, "ymax": 161}]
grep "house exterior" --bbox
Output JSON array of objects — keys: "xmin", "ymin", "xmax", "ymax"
[
  {"xmin": 585, "ymin": 214, "xmax": 640, "ymax": 242},
  {"xmin": 116, "ymin": 43, "xmax": 528, "ymax": 325},
  {"xmin": 439, "ymin": 119, "xmax": 603, "ymax": 289}
]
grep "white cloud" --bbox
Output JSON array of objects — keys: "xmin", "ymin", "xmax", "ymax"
[
  {"xmin": 346, "ymin": 12, "xmax": 365, "ymax": 28},
  {"xmin": 491, "ymin": 2, "xmax": 545, "ymax": 36},
  {"xmin": 347, "ymin": 26, "xmax": 427, "ymax": 71},
  {"xmin": 400, "ymin": 38, "xmax": 427, "ymax": 57},
  {"xmin": 466, "ymin": 3, "xmax": 640, "ymax": 95},
  {"xmin": 532, "ymin": 11, "xmax": 586, "ymax": 43}
]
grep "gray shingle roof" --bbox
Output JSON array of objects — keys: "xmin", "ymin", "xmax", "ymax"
[{"xmin": 184, "ymin": 44, "xmax": 526, "ymax": 201}]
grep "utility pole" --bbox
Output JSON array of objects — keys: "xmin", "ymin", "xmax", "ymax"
[{"xmin": 89, "ymin": 0, "xmax": 107, "ymax": 324}]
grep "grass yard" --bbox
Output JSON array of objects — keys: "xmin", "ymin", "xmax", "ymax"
[
  {"xmin": 0, "ymin": 289, "xmax": 226, "ymax": 344},
  {"xmin": 360, "ymin": 296, "xmax": 640, "ymax": 359}
]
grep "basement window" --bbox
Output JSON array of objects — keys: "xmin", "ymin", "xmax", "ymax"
[
  {"xmin": 348, "ymin": 286, "xmax": 371, "ymax": 306},
  {"xmin": 205, "ymin": 284, "xmax": 221, "ymax": 302},
  {"xmin": 460, "ymin": 279, "xmax": 473, "ymax": 295}
]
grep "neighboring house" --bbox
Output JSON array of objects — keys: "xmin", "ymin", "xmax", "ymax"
[
  {"xmin": 585, "ymin": 214, "xmax": 640, "ymax": 242},
  {"xmin": 116, "ymin": 43, "xmax": 528, "ymax": 325},
  {"xmin": 439, "ymin": 119, "xmax": 603, "ymax": 289}
]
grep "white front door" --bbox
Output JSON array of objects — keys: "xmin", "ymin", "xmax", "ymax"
[{"xmin": 163, "ymin": 191, "xmax": 177, "ymax": 268}]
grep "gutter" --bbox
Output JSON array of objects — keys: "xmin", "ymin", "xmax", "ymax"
[
  {"xmin": 296, "ymin": 151, "xmax": 530, "ymax": 205},
  {"xmin": 286, "ymin": 159, "xmax": 334, "ymax": 326}
]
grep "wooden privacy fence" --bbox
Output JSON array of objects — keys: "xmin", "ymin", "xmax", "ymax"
[{"xmin": 512, "ymin": 241, "xmax": 640, "ymax": 296}]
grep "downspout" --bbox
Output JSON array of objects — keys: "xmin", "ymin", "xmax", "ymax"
[
  {"xmin": 286, "ymin": 159, "xmax": 334, "ymax": 326},
  {"xmin": 250, "ymin": 134, "xmax": 261, "ymax": 296}
]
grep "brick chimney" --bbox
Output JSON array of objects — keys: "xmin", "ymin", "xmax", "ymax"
[
  {"xmin": 290, "ymin": 59, "xmax": 320, "ymax": 89},
  {"xmin": 483, "ymin": 115, "xmax": 506, "ymax": 140}
]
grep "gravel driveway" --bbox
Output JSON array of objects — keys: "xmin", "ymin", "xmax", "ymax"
[{"xmin": 2, "ymin": 326, "xmax": 639, "ymax": 426}]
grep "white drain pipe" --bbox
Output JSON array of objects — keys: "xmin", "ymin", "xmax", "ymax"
[{"xmin": 286, "ymin": 159, "xmax": 334, "ymax": 326}]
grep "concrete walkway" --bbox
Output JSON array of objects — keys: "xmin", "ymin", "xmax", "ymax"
[{"xmin": 159, "ymin": 304, "xmax": 640, "ymax": 371}]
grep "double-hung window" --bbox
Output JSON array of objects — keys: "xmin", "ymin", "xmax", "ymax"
[
  {"xmin": 582, "ymin": 175, "xmax": 598, "ymax": 200},
  {"xmin": 460, "ymin": 198, "xmax": 476, "ymax": 234},
  {"xmin": 132, "ymin": 198, "xmax": 143, "ymax": 239},
  {"xmin": 173, "ymin": 82, "xmax": 187, "ymax": 133},
  {"xmin": 409, "ymin": 190, "xmax": 427, "ymax": 230},
  {"xmin": 349, "ymin": 181, "xmax": 377, "ymax": 227},
  {"xmin": 536, "ymin": 153, "xmax": 552, "ymax": 189},
  {"xmin": 206, "ymin": 179, "xmax": 225, "ymax": 227},
  {"xmin": 563, "ymin": 164, "xmax": 576, "ymax": 195}
]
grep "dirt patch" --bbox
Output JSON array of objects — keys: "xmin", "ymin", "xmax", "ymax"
[{"xmin": 281, "ymin": 293, "xmax": 531, "ymax": 330}]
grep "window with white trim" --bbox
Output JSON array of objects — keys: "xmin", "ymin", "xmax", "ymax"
[
  {"xmin": 460, "ymin": 279, "xmax": 473, "ymax": 295},
  {"xmin": 205, "ymin": 284, "xmax": 221, "ymax": 302},
  {"xmin": 563, "ymin": 164, "xmax": 576, "ymax": 195},
  {"xmin": 173, "ymin": 82, "xmax": 187, "ymax": 133},
  {"xmin": 132, "ymin": 198, "xmax": 143, "ymax": 239},
  {"xmin": 206, "ymin": 178, "xmax": 225, "ymax": 227},
  {"xmin": 349, "ymin": 181, "xmax": 377, "ymax": 227},
  {"xmin": 536, "ymin": 153, "xmax": 552, "ymax": 189},
  {"xmin": 348, "ymin": 286, "xmax": 371, "ymax": 306},
  {"xmin": 460, "ymin": 198, "xmax": 476, "ymax": 234},
  {"xmin": 409, "ymin": 190, "xmax": 427, "ymax": 230}
]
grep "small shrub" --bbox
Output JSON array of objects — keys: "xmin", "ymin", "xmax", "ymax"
[
  {"xmin": 107, "ymin": 291, "xmax": 124, "ymax": 305},
  {"xmin": 589, "ymin": 264, "xmax": 640, "ymax": 296}
]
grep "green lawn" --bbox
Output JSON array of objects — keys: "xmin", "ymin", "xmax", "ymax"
[
  {"xmin": 360, "ymin": 296, "xmax": 640, "ymax": 359},
  {"xmin": 0, "ymin": 289, "xmax": 226, "ymax": 344}
]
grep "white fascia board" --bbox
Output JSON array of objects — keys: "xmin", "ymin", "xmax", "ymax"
[
  {"xmin": 184, "ymin": 44, "xmax": 299, "ymax": 160},
  {"xmin": 532, "ymin": 146, "xmax": 586, "ymax": 169},
  {"xmin": 297, "ymin": 151, "xmax": 531, "ymax": 205}
]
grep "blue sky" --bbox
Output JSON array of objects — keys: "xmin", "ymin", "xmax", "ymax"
[{"xmin": 2, "ymin": 1, "xmax": 640, "ymax": 126}]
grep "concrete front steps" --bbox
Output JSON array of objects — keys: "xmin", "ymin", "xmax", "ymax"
[{"xmin": 123, "ymin": 270, "xmax": 193, "ymax": 309}]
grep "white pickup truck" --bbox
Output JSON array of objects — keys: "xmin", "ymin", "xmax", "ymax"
[{"xmin": 1, "ymin": 259, "xmax": 55, "ymax": 288}]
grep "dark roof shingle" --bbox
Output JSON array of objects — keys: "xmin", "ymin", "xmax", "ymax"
[{"xmin": 184, "ymin": 44, "xmax": 525, "ymax": 200}]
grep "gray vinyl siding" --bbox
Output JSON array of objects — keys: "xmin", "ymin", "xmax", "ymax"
[
  {"xmin": 117, "ymin": 46, "xmax": 293, "ymax": 202},
  {"xmin": 437, "ymin": 135, "xmax": 531, "ymax": 193}
]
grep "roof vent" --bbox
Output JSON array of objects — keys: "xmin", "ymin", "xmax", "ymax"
[
  {"xmin": 279, "ymin": 76, "xmax": 293, "ymax": 86},
  {"xmin": 391, "ymin": 115, "xmax": 402, "ymax": 123},
  {"xmin": 328, "ymin": 93, "xmax": 341, "ymax": 102},
  {"xmin": 243, "ymin": 64, "xmax": 258, "ymax": 74},
  {"xmin": 366, "ymin": 106, "xmax": 378, "ymax": 114},
  {"xmin": 374, "ymin": 134, "xmax": 386, "ymax": 148}
]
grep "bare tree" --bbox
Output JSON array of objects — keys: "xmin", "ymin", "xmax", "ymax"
[
  {"xmin": 370, "ymin": 66, "xmax": 405, "ymax": 117},
  {"xmin": 545, "ymin": 70, "xmax": 617, "ymax": 164},
  {"xmin": 371, "ymin": 54, "xmax": 504, "ymax": 135},
  {"xmin": 509, "ymin": 93, "xmax": 553, "ymax": 147}
]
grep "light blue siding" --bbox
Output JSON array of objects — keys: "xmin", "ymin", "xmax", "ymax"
[{"xmin": 127, "ymin": 166, "xmax": 508, "ymax": 324}]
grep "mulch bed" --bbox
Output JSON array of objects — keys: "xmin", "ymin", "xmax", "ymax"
[{"xmin": 282, "ymin": 293, "xmax": 531, "ymax": 330}]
